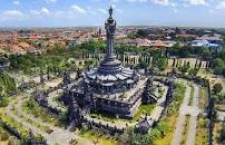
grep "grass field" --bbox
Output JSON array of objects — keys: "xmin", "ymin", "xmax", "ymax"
[
  {"xmin": 199, "ymin": 87, "xmax": 208, "ymax": 109},
  {"xmin": 188, "ymin": 86, "xmax": 194, "ymax": 106},
  {"xmin": 196, "ymin": 117, "xmax": 208, "ymax": 145},
  {"xmin": 79, "ymin": 129, "xmax": 118, "ymax": 145},
  {"xmin": 133, "ymin": 103, "xmax": 155, "ymax": 121},
  {"xmin": 197, "ymin": 69, "xmax": 225, "ymax": 93},
  {"xmin": 180, "ymin": 116, "xmax": 190, "ymax": 145},
  {"xmin": 154, "ymin": 115, "xmax": 177, "ymax": 145},
  {"xmin": 154, "ymin": 82, "xmax": 186, "ymax": 145},
  {"xmin": 1, "ymin": 103, "xmax": 23, "ymax": 145},
  {"xmin": 22, "ymin": 99, "xmax": 60, "ymax": 127},
  {"xmin": 213, "ymin": 122, "xmax": 223, "ymax": 145}
]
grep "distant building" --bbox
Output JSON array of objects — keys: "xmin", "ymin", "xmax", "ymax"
[
  {"xmin": 191, "ymin": 39, "xmax": 221, "ymax": 50},
  {"xmin": 67, "ymin": 39, "xmax": 79, "ymax": 48}
]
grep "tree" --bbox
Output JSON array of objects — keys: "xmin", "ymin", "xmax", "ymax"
[
  {"xmin": 0, "ymin": 97, "xmax": 9, "ymax": 107},
  {"xmin": 155, "ymin": 58, "xmax": 167, "ymax": 70},
  {"xmin": 138, "ymin": 60, "xmax": 149, "ymax": 69},
  {"xmin": 214, "ymin": 67, "xmax": 224, "ymax": 75},
  {"xmin": 8, "ymin": 136, "xmax": 20, "ymax": 145},
  {"xmin": 84, "ymin": 59, "xmax": 94, "ymax": 67},
  {"xmin": 0, "ymin": 72, "xmax": 17, "ymax": 96},
  {"xmin": 188, "ymin": 68, "xmax": 198, "ymax": 77},
  {"xmin": 220, "ymin": 125, "xmax": 225, "ymax": 143},
  {"xmin": 59, "ymin": 110, "xmax": 69, "ymax": 125},
  {"xmin": 159, "ymin": 58, "xmax": 167, "ymax": 70},
  {"xmin": 178, "ymin": 63, "xmax": 190, "ymax": 74},
  {"xmin": 213, "ymin": 83, "xmax": 223, "ymax": 94},
  {"xmin": 120, "ymin": 127, "xmax": 154, "ymax": 145},
  {"xmin": 127, "ymin": 31, "xmax": 138, "ymax": 39},
  {"xmin": 214, "ymin": 58, "xmax": 225, "ymax": 68}
]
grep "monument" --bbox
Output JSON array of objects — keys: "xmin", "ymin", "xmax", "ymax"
[{"xmin": 69, "ymin": 6, "xmax": 156, "ymax": 119}]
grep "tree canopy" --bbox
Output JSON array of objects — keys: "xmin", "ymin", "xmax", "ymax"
[{"xmin": 212, "ymin": 83, "xmax": 223, "ymax": 95}]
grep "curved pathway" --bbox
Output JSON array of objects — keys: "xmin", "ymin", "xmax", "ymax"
[
  {"xmin": 6, "ymin": 96, "xmax": 94, "ymax": 145},
  {"xmin": 48, "ymin": 89, "xmax": 66, "ymax": 112}
]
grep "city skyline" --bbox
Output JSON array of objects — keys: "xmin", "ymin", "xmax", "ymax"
[{"xmin": 0, "ymin": 0, "xmax": 225, "ymax": 28}]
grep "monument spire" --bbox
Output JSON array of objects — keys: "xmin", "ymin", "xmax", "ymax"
[
  {"xmin": 105, "ymin": 5, "xmax": 116, "ymax": 59},
  {"xmin": 109, "ymin": 5, "xmax": 113, "ymax": 18},
  {"xmin": 98, "ymin": 5, "xmax": 122, "ymax": 74}
]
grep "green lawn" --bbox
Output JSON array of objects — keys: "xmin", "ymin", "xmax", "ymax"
[
  {"xmin": 22, "ymin": 99, "xmax": 60, "ymax": 127},
  {"xmin": 154, "ymin": 82, "xmax": 186, "ymax": 145},
  {"xmin": 199, "ymin": 87, "xmax": 208, "ymax": 108},
  {"xmin": 180, "ymin": 116, "xmax": 190, "ymax": 145},
  {"xmin": 133, "ymin": 103, "xmax": 155, "ymax": 121},
  {"xmin": 196, "ymin": 117, "xmax": 208, "ymax": 145},
  {"xmin": 79, "ymin": 128, "xmax": 118, "ymax": 145},
  {"xmin": 188, "ymin": 86, "xmax": 194, "ymax": 106}
]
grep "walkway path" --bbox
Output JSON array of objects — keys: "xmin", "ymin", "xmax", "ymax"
[
  {"xmin": 6, "ymin": 96, "xmax": 94, "ymax": 145},
  {"xmin": 186, "ymin": 85, "xmax": 199, "ymax": 145},
  {"xmin": 150, "ymin": 84, "xmax": 168, "ymax": 121},
  {"xmin": 217, "ymin": 110, "xmax": 225, "ymax": 121},
  {"xmin": 48, "ymin": 89, "xmax": 66, "ymax": 112},
  {"xmin": 171, "ymin": 84, "xmax": 201, "ymax": 145},
  {"xmin": 171, "ymin": 86, "xmax": 191, "ymax": 145}
]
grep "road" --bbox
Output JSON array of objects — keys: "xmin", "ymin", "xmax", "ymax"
[
  {"xmin": 217, "ymin": 111, "xmax": 225, "ymax": 121},
  {"xmin": 185, "ymin": 85, "xmax": 199, "ymax": 145},
  {"xmin": 6, "ymin": 97, "xmax": 94, "ymax": 145},
  {"xmin": 48, "ymin": 89, "xmax": 66, "ymax": 112},
  {"xmin": 171, "ymin": 84, "xmax": 201, "ymax": 145},
  {"xmin": 171, "ymin": 86, "xmax": 191, "ymax": 145},
  {"xmin": 150, "ymin": 84, "xmax": 168, "ymax": 121}
]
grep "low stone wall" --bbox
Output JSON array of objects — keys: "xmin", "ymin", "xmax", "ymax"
[
  {"xmin": 1, "ymin": 121, "xmax": 21, "ymax": 139},
  {"xmin": 82, "ymin": 116, "xmax": 125, "ymax": 134}
]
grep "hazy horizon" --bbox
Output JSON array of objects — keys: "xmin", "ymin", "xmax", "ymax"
[{"xmin": 0, "ymin": 0, "xmax": 225, "ymax": 28}]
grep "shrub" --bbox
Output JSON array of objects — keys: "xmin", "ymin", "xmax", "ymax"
[
  {"xmin": 8, "ymin": 136, "xmax": 20, "ymax": 145},
  {"xmin": 0, "ymin": 98, "xmax": 9, "ymax": 107},
  {"xmin": 1, "ymin": 132, "xmax": 9, "ymax": 141},
  {"xmin": 213, "ymin": 83, "xmax": 223, "ymax": 95},
  {"xmin": 69, "ymin": 139, "xmax": 78, "ymax": 145},
  {"xmin": 220, "ymin": 125, "xmax": 225, "ymax": 143}
]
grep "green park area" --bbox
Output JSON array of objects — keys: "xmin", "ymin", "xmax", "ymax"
[
  {"xmin": 154, "ymin": 82, "xmax": 186, "ymax": 145},
  {"xmin": 21, "ymin": 98, "xmax": 60, "ymax": 127},
  {"xmin": 196, "ymin": 117, "xmax": 208, "ymax": 145},
  {"xmin": 79, "ymin": 126, "xmax": 118, "ymax": 145}
]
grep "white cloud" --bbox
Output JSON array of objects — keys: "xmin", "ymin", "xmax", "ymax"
[
  {"xmin": 86, "ymin": 6, "xmax": 97, "ymax": 16},
  {"xmin": 126, "ymin": 0, "xmax": 171, "ymax": 6},
  {"xmin": 97, "ymin": 9, "xmax": 108, "ymax": 15},
  {"xmin": 126, "ymin": 0, "xmax": 147, "ymax": 2},
  {"xmin": 216, "ymin": 1, "xmax": 225, "ymax": 10},
  {"xmin": 151, "ymin": 0, "xmax": 170, "ymax": 6},
  {"xmin": 91, "ymin": 0, "xmax": 119, "ymax": 2},
  {"xmin": 116, "ymin": 9, "xmax": 124, "ymax": 14},
  {"xmin": 1, "ymin": 10, "xmax": 25, "ymax": 20},
  {"xmin": 13, "ymin": 0, "xmax": 20, "ymax": 5},
  {"xmin": 52, "ymin": 11, "xmax": 66, "ymax": 19},
  {"xmin": 71, "ymin": 5, "xmax": 87, "ymax": 14},
  {"xmin": 41, "ymin": 7, "xmax": 50, "ymax": 15},
  {"xmin": 30, "ymin": 7, "xmax": 50, "ymax": 16},
  {"xmin": 186, "ymin": 0, "xmax": 207, "ymax": 5},
  {"xmin": 45, "ymin": 0, "xmax": 57, "ymax": 3}
]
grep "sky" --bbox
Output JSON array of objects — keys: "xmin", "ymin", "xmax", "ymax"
[{"xmin": 0, "ymin": 0, "xmax": 224, "ymax": 28}]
